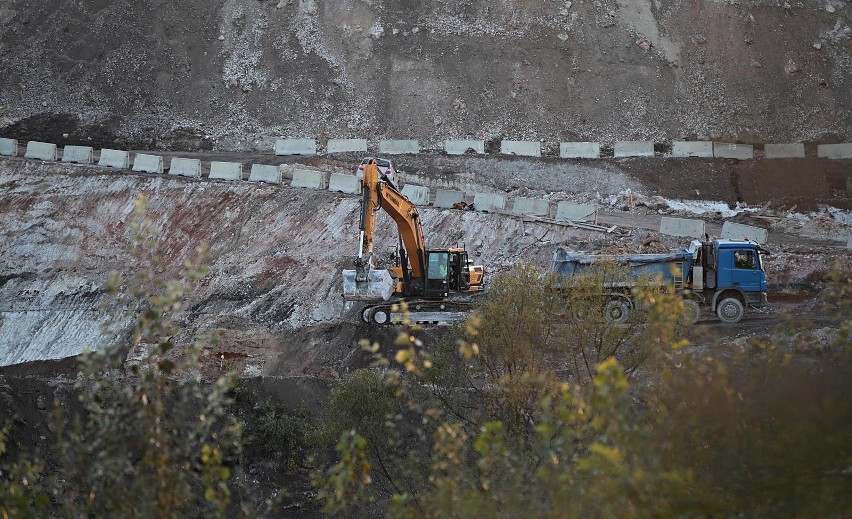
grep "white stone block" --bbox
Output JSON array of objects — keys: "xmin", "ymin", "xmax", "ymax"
[
  {"xmin": 660, "ymin": 217, "xmax": 706, "ymax": 239},
  {"xmin": 500, "ymin": 140, "xmax": 541, "ymax": 157},
  {"xmin": 61, "ymin": 145, "xmax": 93, "ymax": 164},
  {"xmin": 328, "ymin": 173, "xmax": 361, "ymax": 194},
  {"xmin": 24, "ymin": 141, "xmax": 58, "ymax": 161},
  {"xmin": 714, "ymin": 142, "xmax": 754, "ymax": 160},
  {"xmin": 249, "ymin": 164, "xmax": 283, "ymax": 184},
  {"xmin": 275, "ymin": 138, "xmax": 316, "ymax": 156},
  {"xmin": 721, "ymin": 221, "xmax": 768, "ymax": 244},
  {"xmin": 555, "ymin": 202, "xmax": 596, "ymax": 221},
  {"xmin": 327, "ymin": 139, "xmax": 368, "ymax": 154},
  {"xmin": 98, "ymin": 149, "xmax": 130, "ymax": 169},
  {"xmin": 291, "ymin": 168, "xmax": 328, "ymax": 189},
  {"xmin": 559, "ymin": 142, "xmax": 600, "ymax": 158},
  {"xmin": 401, "ymin": 184, "xmax": 430, "ymax": 205},
  {"xmin": 169, "ymin": 157, "xmax": 201, "ymax": 178},
  {"xmin": 764, "ymin": 143, "xmax": 805, "ymax": 159},
  {"xmin": 672, "ymin": 141, "xmax": 713, "ymax": 158},
  {"xmin": 0, "ymin": 138, "xmax": 19, "ymax": 156},
  {"xmin": 817, "ymin": 143, "xmax": 852, "ymax": 159},
  {"xmin": 512, "ymin": 197, "xmax": 549, "ymax": 216},
  {"xmin": 378, "ymin": 139, "xmax": 420, "ymax": 154},
  {"xmin": 473, "ymin": 193, "xmax": 506, "ymax": 212},
  {"xmin": 132, "ymin": 153, "xmax": 164, "ymax": 174},
  {"xmin": 209, "ymin": 161, "xmax": 242, "ymax": 180},
  {"xmin": 444, "ymin": 140, "xmax": 485, "ymax": 155},
  {"xmin": 434, "ymin": 190, "xmax": 465, "ymax": 209},
  {"xmin": 614, "ymin": 141, "xmax": 654, "ymax": 158}
]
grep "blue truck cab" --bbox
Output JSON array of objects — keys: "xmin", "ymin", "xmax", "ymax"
[{"xmin": 695, "ymin": 239, "xmax": 769, "ymax": 323}]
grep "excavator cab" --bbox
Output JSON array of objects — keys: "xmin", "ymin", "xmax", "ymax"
[{"xmin": 425, "ymin": 251, "xmax": 451, "ymax": 297}]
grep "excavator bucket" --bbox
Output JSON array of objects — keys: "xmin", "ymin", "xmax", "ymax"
[{"xmin": 342, "ymin": 269, "xmax": 396, "ymax": 302}]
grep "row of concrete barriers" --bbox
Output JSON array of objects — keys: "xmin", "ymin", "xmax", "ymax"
[
  {"xmin": 3, "ymin": 138, "xmax": 852, "ymax": 163},
  {"xmin": 0, "ymin": 139, "xmax": 294, "ymax": 182},
  {"xmin": 273, "ymin": 138, "xmax": 852, "ymax": 160},
  {"xmin": 1, "ymin": 138, "xmax": 847, "ymax": 248}
]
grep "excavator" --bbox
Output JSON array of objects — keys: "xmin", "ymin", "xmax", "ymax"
[{"xmin": 342, "ymin": 158, "xmax": 485, "ymax": 324}]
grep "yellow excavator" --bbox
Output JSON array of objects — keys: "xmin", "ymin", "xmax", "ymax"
[{"xmin": 342, "ymin": 158, "xmax": 485, "ymax": 324}]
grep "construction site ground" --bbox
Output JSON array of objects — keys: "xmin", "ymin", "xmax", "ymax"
[{"xmin": 0, "ymin": 153, "xmax": 848, "ymax": 384}]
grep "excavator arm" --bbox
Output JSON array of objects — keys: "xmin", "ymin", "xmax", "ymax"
[
  {"xmin": 344, "ymin": 160, "xmax": 427, "ymax": 301},
  {"xmin": 356, "ymin": 160, "xmax": 427, "ymax": 278}
]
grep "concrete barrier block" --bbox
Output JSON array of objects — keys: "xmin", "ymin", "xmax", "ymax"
[
  {"xmin": 378, "ymin": 139, "xmax": 420, "ymax": 154},
  {"xmin": 473, "ymin": 193, "xmax": 506, "ymax": 212},
  {"xmin": 249, "ymin": 164, "xmax": 283, "ymax": 184},
  {"xmin": 61, "ymin": 145, "xmax": 93, "ymax": 164},
  {"xmin": 209, "ymin": 161, "xmax": 242, "ymax": 180},
  {"xmin": 444, "ymin": 139, "xmax": 485, "ymax": 155},
  {"xmin": 765, "ymin": 143, "xmax": 805, "ymax": 159},
  {"xmin": 721, "ymin": 221, "xmax": 768, "ymax": 244},
  {"xmin": 98, "ymin": 149, "xmax": 130, "ymax": 169},
  {"xmin": 672, "ymin": 141, "xmax": 713, "ymax": 158},
  {"xmin": 512, "ymin": 197, "xmax": 549, "ymax": 216},
  {"xmin": 0, "ymin": 138, "xmax": 19, "ymax": 156},
  {"xmin": 714, "ymin": 142, "xmax": 754, "ymax": 160},
  {"xmin": 848, "ymin": 232, "xmax": 852, "ymax": 250},
  {"xmin": 401, "ymin": 184, "xmax": 430, "ymax": 205},
  {"xmin": 24, "ymin": 141, "xmax": 58, "ymax": 161},
  {"xmin": 559, "ymin": 142, "xmax": 600, "ymax": 158},
  {"xmin": 275, "ymin": 138, "xmax": 316, "ymax": 156},
  {"xmin": 614, "ymin": 141, "xmax": 654, "ymax": 157},
  {"xmin": 328, "ymin": 173, "xmax": 361, "ymax": 194},
  {"xmin": 660, "ymin": 217, "xmax": 706, "ymax": 239},
  {"xmin": 132, "ymin": 153, "xmax": 164, "ymax": 174},
  {"xmin": 817, "ymin": 143, "xmax": 852, "ymax": 159},
  {"xmin": 169, "ymin": 157, "xmax": 201, "ymax": 178},
  {"xmin": 327, "ymin": 139, "xmax": 368, "ymax": 154},
  {"xmin": 555, "ymin": 202, "xmax": 596, "ymax": 221},
  {"xmin": 500, "ymin": 140, "xmax": 541, "ymax": 157},
  {"xmin": 434, "ymin": 189, "xmax": 465, "ymax": 209},
  {"xmin": 291, "ymin": 168, "xmax": 328, "ymax": 189}
]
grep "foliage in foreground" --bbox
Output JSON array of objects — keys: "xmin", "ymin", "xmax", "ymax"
[
  {"xmin": 1, "ymin": 197, "xmax": 242, "ymax": 518},
  {"xmin": 315, "ymin": 264, "xmax": 852, "ymax": 518}
]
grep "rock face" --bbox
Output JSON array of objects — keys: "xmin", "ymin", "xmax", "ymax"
[
  {"xmin": 0, "ymin": 157, "xmax": 569, "ymax": 372},
  {"xmin": 0, "ymin": 0, "xmax": 850, "ymax": 149}
]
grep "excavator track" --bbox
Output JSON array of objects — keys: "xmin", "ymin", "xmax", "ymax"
[{"xmin": 361, "ymin": 299, "xmax": 480, "ymax": 325}]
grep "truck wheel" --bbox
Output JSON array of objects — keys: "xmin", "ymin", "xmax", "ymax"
[
  {"xmin": 362, "ymin": 307, "xmax": 372, "ymax": 323},
  {"xmin": 604, "ymin": 300, "xmax": 630, "ymax": 324},
  {"xmin": 681, "ymin": 299, "xmax": 701, "ymax": 325},
  {"xmin": 716, "ymin": 297, "xmax": 744, "ymax": 324}
]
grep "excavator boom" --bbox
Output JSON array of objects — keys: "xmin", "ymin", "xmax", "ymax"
[{"xmin": 343, "ymin": 159, "xmax": 426, "ymax": 301}]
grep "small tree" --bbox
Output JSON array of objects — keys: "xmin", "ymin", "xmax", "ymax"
[{"xmin": 45, "ymin": 196, "xmax": 242, "ymax": 517}]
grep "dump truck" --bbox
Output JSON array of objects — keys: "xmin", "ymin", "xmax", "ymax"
[
  {"xmin": 551, "ymin": 239, "xmax": 769, "ymax": 324},
  {"xmin": 342, "ymin": 159, "xmax": 485, "ymax": 324}
]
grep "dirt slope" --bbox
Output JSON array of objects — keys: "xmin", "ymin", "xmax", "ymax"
[{"xmin": 0, "ymin": 0, "xmax": 850, "ymax": 149}]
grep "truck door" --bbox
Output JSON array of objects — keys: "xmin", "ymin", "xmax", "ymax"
[{"xmin": 729, "ymin": 248, "xmax": 762, "ymax": 294}]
